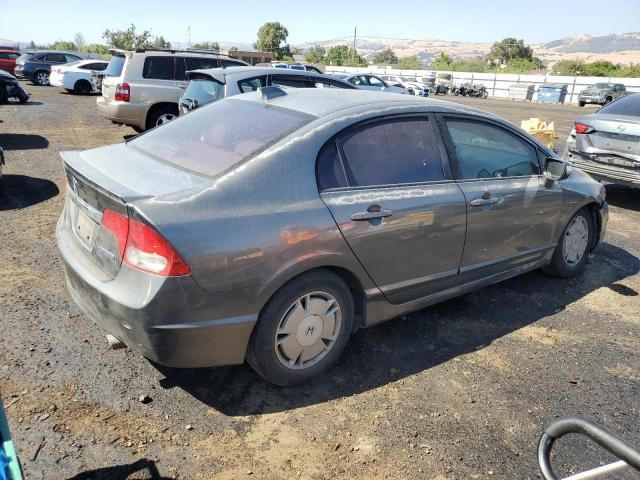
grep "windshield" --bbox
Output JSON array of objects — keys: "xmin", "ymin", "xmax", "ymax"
[
  {"xmin": 130, "ymin": 98, "xmax": 314, "ymax": 177},
  {"xmin": 590, "ymin": 83, "xmax": 609, "ymax": 89},
  {"xmin": 597, "ymin": 93, "xmax": 640, "ymax": 116},
  {"xmin": 182, "ymin": 79, "xmax": 225, "ymax": 108},
  {"xmin": 105, "ymin": 55, "xmax": 125, "ymax": 77}
]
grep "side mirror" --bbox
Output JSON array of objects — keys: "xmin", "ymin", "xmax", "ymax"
[{"xmin": 544, "ymin": 157, "xmax": 568, "ymax": 181}]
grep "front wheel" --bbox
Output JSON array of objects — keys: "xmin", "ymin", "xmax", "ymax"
[
  {"xmin": 246, "ymin": 270, "xmax": 354, "ymax": 386},
  {"xmin": 33, "ymin": 70, "xmax": 49, "ymax": 86},
  {"xmin": 544, "ymin": 208, "xmax": 593, "ymax": 277}
]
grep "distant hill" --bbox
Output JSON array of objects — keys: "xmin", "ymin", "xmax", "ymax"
[{"xmin": 296, "ymin": 32, "xmax": 640, "ymax": 66}]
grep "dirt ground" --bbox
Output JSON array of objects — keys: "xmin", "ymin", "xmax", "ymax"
[{"xmin": 1, "ymin": 85, "xmax": 639, "ymax": 480}]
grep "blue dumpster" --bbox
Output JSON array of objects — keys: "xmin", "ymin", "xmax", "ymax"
[{"xmin": 537, "ymin": 83, "xmax": 568, "ymax": 104}]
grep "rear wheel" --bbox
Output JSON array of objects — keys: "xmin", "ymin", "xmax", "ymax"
[
  {"xmin": 33, "ymin": 70, "xmax": 49, "ymax": 86},
  {"xmin": 73, "ymin": 79, "xmax": 92, "ymax": 95},
  {"xmin": 146, "ymin": 105, "xmax": 178, "ymax": 130},
  {"xmin": 246, "ymin": 270, "xmax": 354, "ymax": 386},
  {"xmin": 605, "ymin": 96, "xmax": 612, "ymax": 104},
  {"xmin": 544, "ymin": 208, "xmax": 593, "ymax": 277},
  {"xmin": 579, "ymin": 101, "xmax": 586, "ymax": 107}
]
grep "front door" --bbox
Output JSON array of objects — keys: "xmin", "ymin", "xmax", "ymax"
[
  {"xmin": 439, "ymin": 115, "xmax": 563, "ymax": 283},
  {"xmin": 319, "ymin": 115, "xmax": 467, "ymax": 304}
]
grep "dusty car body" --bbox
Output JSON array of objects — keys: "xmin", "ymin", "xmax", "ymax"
[
  {"xmin": 57, "ymin": 89, "xmax": 607, "ymax": 385},
  {"xmin": 578, "ymin": 83, "xmax": 626, "ymax": 107},
  {"xmin": 564, "ymin": 93, "xmax": 640, "ymax": 188}
]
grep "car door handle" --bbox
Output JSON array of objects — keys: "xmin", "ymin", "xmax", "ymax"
[
  {"xmin": 470, "ymin": 195, "xmax": 500, "ymax": 206},
  {"xmin": 351, "ymin": 209, "xmax": 393, "ymax": 221}
]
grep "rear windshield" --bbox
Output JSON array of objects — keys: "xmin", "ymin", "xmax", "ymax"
[
  {"xmin": 129, "ymin": 98, "xmax": 314, "ymax": 177},
  {"xmin": 182, "ymin": 79, "xmax": 225, "ymax": 108},
  {"xmin": 105, "ymin": 55, "xmax": 125, "ymax": 77},
  {"xmin": 597, "ymin": 93, "xmax": 640, "ymax": 116},
  {"xmin": 590, "ymin": 83, "xmax": 610, "ymax": 89}
]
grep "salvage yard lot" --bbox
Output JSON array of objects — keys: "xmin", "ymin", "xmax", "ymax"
[{"xmin": 1, "ymin": 86, "xmax": 639, "ymax": 479}]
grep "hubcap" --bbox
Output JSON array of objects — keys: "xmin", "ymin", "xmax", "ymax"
[
  {"xmin": 563, "ymin": 216, "xmax": 589, "ymax": 266},
  {"xmin": 156, "ymin": 113, "xmax": 176, "ymax": 126},
  {"xmin": 37, "ymin": 72, "xmax": 49, "ymax": 85},
  {"xmin": 275, "ymin": 291, "xmax": 341, "ymax": 370}
]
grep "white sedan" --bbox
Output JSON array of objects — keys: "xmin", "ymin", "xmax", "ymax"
[
  {"xmin": 333, "ymin": 73, "xmax": 407, "ymax": 94},
  {"xmin": 380, "ymin": 74, "xmax": 430, "ymax": 97},
  {"xmin": 50, "ymin": 60, "xmax": 108, "ymax": 95}
]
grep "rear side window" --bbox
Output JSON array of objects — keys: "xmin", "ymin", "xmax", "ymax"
[
  {"xmin": 338, "ymin": 117, "xmax": 444, "ymax": 187},
  {"xmin": 270, "ymin": 76, "xmax": 314, "ymax": 88},
  {"xmin": 129, "ymin": 99, "xmax": 314, "ymax": 177},
  {"xmin": 238, "ymin": 77, "xmax": 265, "ymax": 93},
  {"xmin": 317, "ymin": 141, "xmax": 348, "ymax": 190},
  {"xmin": 598, "ymin": 93, "xmax": 639, "ymax": 116},
  {"xmin": 105, "ymin": 55, "xmax": 125, "ymax": 77},
  {"xmin": 45, "ymin": 53, "xmax": 66, "ymax": 62},
  {"xmin": 143, "ymin": 56, "xmax": 174, "ymax": 80}
]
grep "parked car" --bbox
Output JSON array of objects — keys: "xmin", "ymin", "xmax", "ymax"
[
  {"xmin": 289, "ymin": 64, "xmax": 324, "ymax": 74},
  {"xmin": 380, "ymin": 75, "xmax": 429, "ymax": 96},
  {"xmin": 578, "ymin": 83, "xmax": 626, "ymax": 107},
  {"xmin": 0, "ymin": 50, "xmax": 20, "ymax": 75},
  {"xmin": 332, "ymin": 73, "xmax": 407, "ymax": 94},
  {"xmin": 50, "ymin": 59, "xmax": 108, "ymax": 95},
  {"xmin": 563, "ymin": 93, "xmax": 640, "ymax": 188},
  {"xmin": 179, "ymin": 67, "xmax": 355, "ymax": 114},
  {"xmin": 57, "ymin": 88, "xmax": 607, "ymax": 386},
  {"xmin": 14, "ymin": 51, "xmax": 82, "ymax": 86},
  {"xmin": 96, "ymin": 49, "xmax": 249, "ymax": 132},
  {"xmin": 0, "ymin": 69, "xmax": 29, "ymax": 104}
]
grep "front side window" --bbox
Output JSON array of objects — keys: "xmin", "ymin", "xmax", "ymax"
[
  {"xmin": 337, "ymin": 117, "xmax": 444, "ymax": 187},
  {"xmin": 444, "ymin": 119, "xmax": 539, "ymax": 180},
  {"xmin": 143, "ymin": 56, "xmax": 174, "ymax": 80},
  {"xmin": 368, "ymin": 76, "xmax": 384, "ymax": 87},
  {"xmin": 349, "ymin": 76, "xmax": 366, "ymax": 86},
  {"xmin": 65, "ymin": 54, "xmax": 81, "ymax": 63}
]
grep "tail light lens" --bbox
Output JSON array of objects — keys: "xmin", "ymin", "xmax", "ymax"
[
  {"xmin": 115, "ymin": 83, "xmax": 130, "ymax": 102},
  {"xmin": 575, "ymin": 123, "xmax": 594, "ymax": 134},
  {"xmin": 101, "ymin": 209, "xmax": 191, "ymax": 276}
]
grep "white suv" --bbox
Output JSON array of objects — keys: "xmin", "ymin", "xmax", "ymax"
[{"xmin": 97, "ymin": 49, "xmax": 248, "ymax": 132}]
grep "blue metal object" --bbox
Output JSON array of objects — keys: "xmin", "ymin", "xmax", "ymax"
[
  {"xmin": 0, "ymin": 398, "xmax": 22, "ymax": 480},
  {"xmin": 538, "ymin": 83, "xmax": 568, "ymax": 104}
]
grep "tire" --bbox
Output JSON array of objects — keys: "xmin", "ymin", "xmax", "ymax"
[
  {"xmin": 0, "ymin": 86, "xmax": 7, "ymax": 104},
  {"xmin": 579, "ymin": 101, "xmax": 586, "ymax": 107},
  {"xmin": 544, "ymin": 208, "xmax": 594, "ymax": 278},
  {"xmin": 73, "ymin": 80, "xmax": 92, "ymax": 95},
  {"xmin": 146, "ymin": 105, "xmax": 178, "ymax": 130},
  {"xmin": 246, "ymin": 270, "xmax": 354, "ymax": 386},
  {"xmin": 605, "ymin": 96, "xmax": 612, "ymax": 104},
  {"xmin": 33, "ymin": 70, "xmax": 49, "ymax": 86}
]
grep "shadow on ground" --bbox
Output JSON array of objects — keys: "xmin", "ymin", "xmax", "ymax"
[
  {"xmin": 66, "ymin": 459, "xmax": 170, "ymax": 480},
  {"xmin": 0, "ymin": 133, "xmax": 48, "ymax": 150},
  {"xmin": 156, "ymin": 243, "xmax": 639, "ymax": 416},
  {"xmin": 0, "ymin": 175, "xmax": 59, "ymax": 210},
  {"xmin": 605, "ymin": 184, "xmax": 640, "ymax": 212}
]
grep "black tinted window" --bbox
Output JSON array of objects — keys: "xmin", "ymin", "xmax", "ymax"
[
  {"xmin": 317, "ymin": 141, "xmax": 347, "ymax": 190},
  {"xmin": 45, "ymin": 53, "xmax": 66, "ymax": 62},
  {"xmin": 220, "ymin": 59, "xmax": 246, "ymax": 67},
  {"xmin": 444, "ymin": 119, "xmax": 539, "ymax": 179},
  {"xmin": 271, "ymin": 76, "xmax": 314, "ymax": 88},
  {"xmin": 598, "ymin": 93, "xmax": 640, "ymax": 116},
  {"xmin": 339, "ymin": 118, "xmax": 444, "ymax": 187},
  {"xmin": 143, "ymin": 56, "xmax": 174, "ymax": 80},
  {"xmin": 184, "ymin": 57, "xmax": 220, "ymax": 76}
]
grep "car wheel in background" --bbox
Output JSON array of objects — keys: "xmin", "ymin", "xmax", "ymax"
[
  {"xmin": 33, "ymin": 70, "xmax": 50, "ymax": 86},
  {"xmin": 246, "ymin": 270, "xmax": 354, "ymax": 386},
  {"xmin": 605, "ymin": 96, "xmax": 613, "ymax": 104},
  {"xmin": 579, "ymin": 101, "xmax": 586, "ymax": 107},
  {"xmin": 544, "ymin": 208, "xmax": 594, "ymax": 278},
  {"xmin": 73, "ymin": 80, "xmax": 92, "ymax": 95},
  {"xmin": 146, "ymin": 105, "xmax": 179, "ymax": 130}
]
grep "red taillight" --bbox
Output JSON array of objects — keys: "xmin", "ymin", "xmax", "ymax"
[
  {"xmin": 115, "ymin": 82, "xmax": 130, "ymax": 102},
  {"xmin": 575, "ymin": 122, "xmax": 594, "ymax": 134},
  {"xmin": 101, "ymin": 209, "xmax": 190, "ymax": 277}
]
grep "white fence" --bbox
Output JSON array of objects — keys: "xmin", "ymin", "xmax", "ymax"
[{"xmin": 326, "ymin": 66, "xmax": 640, "ymax": 104}]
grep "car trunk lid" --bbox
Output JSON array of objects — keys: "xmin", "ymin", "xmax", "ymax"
[{"xmin": 579, "ymin": 114, "xmax": 640, "ymax": 166}]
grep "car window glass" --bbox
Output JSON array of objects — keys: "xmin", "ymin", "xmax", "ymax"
[
  {"xmin": 143, "ymin": 56, "xmax": 174, "ymax": 80},
  {"xmin": 339, "ymin": 118, "xmax": 444, "ymax": 187},
  {"xmin": 349, "ymin": 76, "xmax": 364, "ymax": 86},
  {"xmin": 368, "ymin": 76, "xmax": 384, "ymax": 87},
  {"xmin": 317, "ymin": 141, "xmax": 348, "ymax": 190},
  {"xmin": 105, "ymin": 55, "xmax": 125, "ymax": 77},
  {"xmin": 46, "ymin": 53, "xmax": 66, "ymax": 62},
  {"xmin": 186, "ymin": 57, "xmax": 220, "ymax": 72},
  {"xmin": 444, "ymin": 119, "xmax": 539, "ymax": 179},
  {"xmin": 597, "ymin": 93, "xmax": 640, "ymax": 116},
  {"xmin": 271, "ymin": 76, "xmax": 314, "ymax": 88},
  {"xmin": 182, "ymin": 79, "xmax": 225, "ymax": 107},
  {"xmin": 220, "ymin": 59, "xmax": 245, "ymax": 67},
  {"xmin": 93, "ymin": 63, "xmax": 108, "ymax": 71},
  {"xmin": 238, "ymin": 77, "xmax": 265, "ymax": 93},
  {"xmin": 0, "ymin": 53, "xmax": 7, "ymax": 59},
  {"xmin": 9, "ymin": 53, "xmax": 18, "ymax": 60},
  {"xmin": 65, "ymin": 54, "xmax": 80, "ymax": 63},
  {"xmin": 314, "ymin": 79, "xmax": 347, "ymax": 89}
]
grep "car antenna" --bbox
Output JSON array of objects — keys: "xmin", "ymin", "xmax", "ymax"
[{"xmin": 261, "ymin": 85, "xmax": 287, "ymax": 102}]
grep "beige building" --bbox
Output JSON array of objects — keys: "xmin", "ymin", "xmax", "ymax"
[{"xmin": 222, "ymin": 50, "xmax": 274, "ymax": 66}]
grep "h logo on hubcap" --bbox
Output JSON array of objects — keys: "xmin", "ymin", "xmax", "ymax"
[{"xmin": 305, "ymin": 326, "xmax": 316, "ymax": 336}]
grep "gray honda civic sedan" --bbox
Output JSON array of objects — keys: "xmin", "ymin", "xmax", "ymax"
[{"xmin": 56, "ymin": 88, "xmax": 608, "ymax": 386}]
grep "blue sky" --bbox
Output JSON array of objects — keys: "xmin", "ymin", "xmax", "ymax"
[{"xmin": 2, "ymin": 0, "xmax": 639, "ymax": 46}]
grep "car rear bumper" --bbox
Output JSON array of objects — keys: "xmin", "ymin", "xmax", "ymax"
[
  {"xmin": 56, "ymin": 209, "xmax": 257, "ymax": 368},
  {"xmin": 49, "ymin": 72, "xmax": 64, "ymax": 87},
  {"xmin": 569, "ymin": 152, "xmax": 640, "ymax": 188},
  {"xmin": 96, "ymin": 96, "xmax": 146, "ymax": 130}
]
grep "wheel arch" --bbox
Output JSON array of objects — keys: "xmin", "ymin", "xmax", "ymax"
[{"xmin": 145, "ymin": 102, "xmax": 179, "ymax": 128}]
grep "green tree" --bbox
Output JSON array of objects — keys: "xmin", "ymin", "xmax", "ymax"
[
  {"xmin": 584, "ymin": 60, "xmax": 617, "ymax": 77},
  {"xmin": 53, "ymin": 40, "xmax": 76, "ymax": 51},
  {"xmin": 103, "ymin": 24, "xmax": 154, "ymax": 50},
  {"xmin": 74, "ymin": 32, "xmax": 85, "ymax": 51},
  {"xmin": 431, "ymin": 52, "xmax": 453, "ymax": 70},
  {"xmin": 451, "ymin": 58, "xmax": 488, "ymax": 72},
  {"xmin": 487, "ymin": 38, "xmax": 533, "ymax": 65},
  {"xmin": 28, "ymin": 40, "xmax": 36, "ymax": 50},
  {"xmin": 254, "ymin": 22, "xmax": 289, "ymax": 59},
  {"xmin": 372, "ymin": 48, "xmax": 398, "ymax": 65},
  {"xmin": 192, "ymin": 41, "xmax": 220, "ymax": 51},
  {"xmin": 397, "ymin": 56, "xmax": 422, "ymax": 70},
  {"xmin": 501, "ymin": 58, "xmax": 538, "ymax": 73},
  {"xmin": 84, "ymin": 44, "xmax": 109, "ymax": 55},
  {"xmin": 151, "ymin": 36, "xmax": 171, "ymax": 49},
  {"xmin": 325, "ymin": 45, "xmax": 367, "ymax": 66},
  {"xmin": 304, "ymin": 46, "xmax": 326, "ymax": 64},
  {"xmin": 618, "ymin": 63, "xmax": 640, "ymax": 77},
  {"xmin": 551, "ymin": 59, "xmax": 586, "ymax": 75}
]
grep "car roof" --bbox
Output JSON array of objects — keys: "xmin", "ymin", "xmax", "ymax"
[
  {"xmin": 185, "ymin": 66, "xmax": 336, "ymax": 83},
  {"xmin": 232, "ymin": 87, "xmax": 493, "ymax": 119}
]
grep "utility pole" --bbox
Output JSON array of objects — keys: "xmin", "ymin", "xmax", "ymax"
[
  {"xmin": 352, "ymin": 27, "xmax": 357, "ymax": 66},
  {"xmin": 187, "ymin": 26, "xmax": 191, "ymax": 49}
]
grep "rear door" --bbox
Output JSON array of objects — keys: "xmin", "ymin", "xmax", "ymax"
[
  {"xmin": 319, "ymin": 115, "xmax": 467, "ymax": 304},
  {"xmin": 140, "ymin": 56, "xmax": 179, "ymax": 101},
  {"xmin": 438, "ymin": 115, "xmax": 563, "ymax": 283}
]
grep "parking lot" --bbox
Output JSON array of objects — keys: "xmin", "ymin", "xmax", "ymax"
[{"xmin": 1, "ymin": 85, "xmax": 639, "ymax": 479}]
